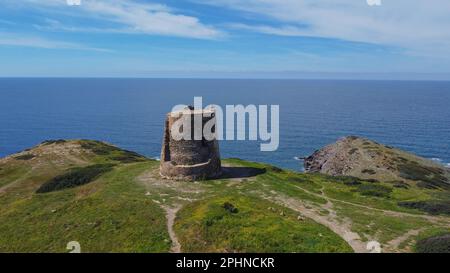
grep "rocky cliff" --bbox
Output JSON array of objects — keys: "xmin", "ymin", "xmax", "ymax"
[{"xmin": 304, "ymin": 136, "xmax": 450, "ymax": 190}]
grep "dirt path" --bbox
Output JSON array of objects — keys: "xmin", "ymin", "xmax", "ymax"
[
  {"xmin": 264, "ymin": 183, "xmax": 450, "ymax": 253},
  {"xmin": 271, "ymin": 185, "xmax": 450, "ymax": 252},
  {"xmin": 136, "ymin": 166, "xmax": 448, "ymax": 253},
  {"xmin": 386, "ymin": 228, "xmax": 425, "ymax": 252},
  {"xmin": 162, "ymin": 204, "xmax": 182, "ymax": 253},
  {"xmin": 137, "ymin": 170, "xmax": 205, "ymax": 253},
  {"xmin": 0, "ymin": 170, "xmax": 32, "ymax": 195},
  {"xmin": 294, "ymin": 185, "xmax": 450, "ymax": 224},
  {"xmin": 265, "ymin": 193, "xmax": 368, "ymax": 253}
]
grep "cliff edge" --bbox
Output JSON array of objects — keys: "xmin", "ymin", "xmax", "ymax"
[{"xmin": 304, "ymin": 136, "xmax": 450, "ymax": 190}]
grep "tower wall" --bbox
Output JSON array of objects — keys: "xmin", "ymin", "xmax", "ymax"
[{"xmin": 160, "ymin": 108, "xmax": 221, "ymax": 180}]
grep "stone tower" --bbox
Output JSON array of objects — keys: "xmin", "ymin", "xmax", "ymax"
[{"xmin": 160, "ymin": 107, "xmax": 221, "ymax": 180}]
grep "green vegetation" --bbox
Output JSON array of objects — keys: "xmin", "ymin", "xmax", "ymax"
[
  {"xmin": 1, "ymin": 139, "xmax": 449, "ymax": 253},
  {"xmin": 42, "ymin": 139, "xmax": 67, "ymax": 145},
  {"xmin": 14, "ymin": 154, "xmax": 35, "ymax": 161},
  {"xmin": 0, "ymin": 140, "xmax": 170, "ymax": 252},
  {"xmin": 398, "ymin": 200, "xmax": 450, "ymax": 216},
  {"xmin": 416, "ymin": 234, "xmax": 450, "ymax": 253},
  {"xmin": 79, "ymin": 140, "xmax": 147, "ymax": 163},
  {"xmin": 222, "ymin": 202, "xmax": 239, "ymax": 213},
  {"xmin": 0, "ymin": 161, "xmax": 170, "ymax": 252},
  {"xmin": 355, "ymin": 183, "xmax": 392, "ymax": 198},
  {"xmin": 0, "ymin": 165, "xmax": 30, "ymax": 188},
  {"xmin": 110, "ymin": 154, "xmax": 146, "ymax": 163},
  {"xmin": 174, "ymin": 195, "xmax": 352, "ymax": 253},
  {"xmin": 79, "ymin": 140, "xmax": 122, "ymax": 155},
  {"xmin": 398, "ymin": 161, "xmax": 450, "ymax": 190},
  {"xmin": 335, "ymin": 203, "xmax": 430, "ymax": 244},
  {"xmin": 362, "ymin": 169, "xmax": 377, "ymax": 175},
  {"xmin": 391, "ymin": 181, "xmax": 410, "ymax": 189},
  {"xmin": 36, "ymin": 164, "xmax": 115, "ymax": 193}
]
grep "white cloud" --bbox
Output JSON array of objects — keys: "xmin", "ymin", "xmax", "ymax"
[
  {"xmin": 0, "ymin": 32, "xmax": 111, "ymax": 51},
  {"xmin": 199, "ymin": 0, "xmax": 450, "ymax": 55},
  {"xmin": 228, "ymin": 23, "xmax": 307, "ymax": 37},
  {"xmin": 18, "ymin": 0, "xmax": 223, "ymax": 39}
]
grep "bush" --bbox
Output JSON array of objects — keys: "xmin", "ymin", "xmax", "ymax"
[
  {"xmin": 362, "ymin": 169, "xmax": 377, "ymax": 175},
  {"xmin": 356, "ymin": 184, "xmax": 392, "ymax": 198},
  {"xmin": 392, "ymin": 181, "xmax": 410, "ymax": 189},
  {"xmin": 398, "ymin": 161, "xmax": 450, "ymax": 190},
  {"xmin": 80, "ymin": 141, "xmax": 147, "ymax": 163},
  {"xmin": 266, "ymin": 166, "xmax": 283, "ymax": 173},
  {"xmin": 343, "ymin": 180, "xmax": 362, "ymax": 186},
  {"xmin": 111, "ymin": 155, "xmax": 145, "ymax": 163},
  {"xmin": 80, "ymin": 141, "xmax": 121, "ymax": 155},
  {"xmin": 223, "ymin": 202, "xmax": 239, "ymax": 213},
  {"xmin": 42, "ymin": 139, "xmax": 66, "ymax": 145},
  {"xmin": 416, "ymin": 234, "xmax": 450, "ymax": 253},
  {"xmin": 288, "ymin": 176, "xmax": 308, "ymax": 183},
  {"xmin": 111, "ymin": 150, "xmax": 146, "ymax": 163},
  {"xmin": 14, "ymin": 154, "xmax": 35, "ymax": 160},
  {"xmin": 36, "ymin": 164, "xmax": 114, "ymax": 193},
  {"xmin": 329, "ymin": 176, "xmax": 363, "ymax": 184},
  {"xmin": 398, "ymin": 201, "xmax": 450, "ymax": 215},
  {"xmin": 365, "ymin": 179, "xmax": 379, "ymax": 183}
]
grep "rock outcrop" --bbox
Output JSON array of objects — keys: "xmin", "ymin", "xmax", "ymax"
[{"xmin": 304, "ymin": 136, "xmax": 450, "ymax": 189}]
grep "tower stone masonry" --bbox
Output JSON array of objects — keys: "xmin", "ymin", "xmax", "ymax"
[{"xmin": 160, "ymin": 107, "xmax": 222, "ymax": 180}]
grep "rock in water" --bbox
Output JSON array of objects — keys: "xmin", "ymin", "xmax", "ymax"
[{"xmin": 304, "ymin": 136, "xmax": 450, "ymax": 189}]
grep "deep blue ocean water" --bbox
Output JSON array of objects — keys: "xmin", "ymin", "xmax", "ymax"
[{"xmin": 1, "ymin": 78, "xmax": 449, "ymax": 171}]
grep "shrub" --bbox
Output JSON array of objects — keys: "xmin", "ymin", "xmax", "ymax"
[
  {"xmin": 266, "ymin": 166, "xmax": 283, "ymax": 173},
  {"xmin": 111, "ymin": 150, "xmax": 146, "ymax": 163},
  {"xmin": 223, "ymin": 202, "xmax": 239, "ymax": 213},
  {"xmin": 416, "ymin": 234, "xmax": 450, "ymax": 253},
  {"xmin": 14, "ymin": 154, "xmax": 35, "ymax": 160},
  {"xmin": 111, "ymin": 155, "xmax": 145, "ymax": 163},
  {"xmin": 36, "ymin": 164, "xmax": 114, "ymax": 193},
  {"xmin": 42, "ymin": 139, "xmax": 66, "ymax": 145},
  {"xmin": 416, "ymin": 181, "xmax": 439, "ymax": 189},
  {"xmin": 398, "ymin": 162, "xmax": 449, "ymax": 190},
  {"xmin": 343, "ymin": 180, "xmax": 362, "ymax": 186},
  {"xmin": 392, "ymin": 181, "xmax": 410, "ymax": 189},
  {"xmin": 362, "ymin": 169, "xmax": 377, "ymax": 175},
  {"xmin": 79, "ymin": 141, "xmax": 147, "ymax": 163},
  {"xmin": 398, "ymin": 201, "xmax": 450, "ymax": 216},
  {"xmin": 80, "ymin": 141, "xmax": 121, "ymax": 155},
  {"xmin": 356, "ymin": 184, "xmax": 392, "ymax": 198},
  {"xmin": 329, "ymin": 176, "xmax": 363, "ymax": 184},
  {"xmin": 288, "ymin": 176, "xmax": 308, "ymax": 183},
  {"xmin": 365, "ymin": 179, "xmax": 379, "ymax": 183}
]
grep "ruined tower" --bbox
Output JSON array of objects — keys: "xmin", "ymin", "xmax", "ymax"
[{"xmin": 160, "ymin": 107, "xmax": 221, "ymax": 180}]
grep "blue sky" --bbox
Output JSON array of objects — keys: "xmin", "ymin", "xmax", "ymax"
[{"xmin": 1, "ymin": 0, "xmax": 450, "ymax": 79}]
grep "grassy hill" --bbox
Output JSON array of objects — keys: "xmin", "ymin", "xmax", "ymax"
[
  {"xmin": 305, "ymin": 136, "xmax": 450, "ymax": 190},
  {"xmin": 0, "ymin": 140, "xmax": 449, "ymax": 253}
]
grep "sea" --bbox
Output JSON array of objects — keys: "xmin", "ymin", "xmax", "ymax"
[{"xmin": 1, "ymin": 78, "xmax": 449, "ymax": 171}]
